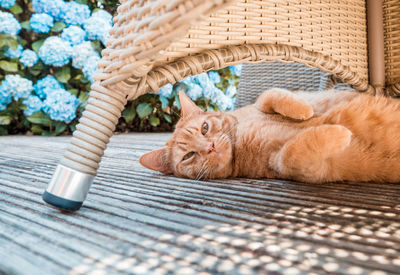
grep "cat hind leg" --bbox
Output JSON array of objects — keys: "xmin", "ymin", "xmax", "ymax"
[
  {"xmin": 271, "ymin": 125, "xmax": 352, "ymax": 182},
  {"xmin": 255, "ymin": 88, "xmax": 314, "ymax": 120}
]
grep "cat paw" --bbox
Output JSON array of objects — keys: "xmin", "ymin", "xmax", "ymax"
[{"xmin": 276, "ymin": 100, "xmax": 314, "ymax": 120}]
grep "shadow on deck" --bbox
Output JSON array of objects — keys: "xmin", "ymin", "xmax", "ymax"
[{"xmin": 0, "ymin": 133, "xmax": 399, "ymax": 275}]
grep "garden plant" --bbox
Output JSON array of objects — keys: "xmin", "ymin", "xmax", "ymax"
[{"xmin": 0, "ymin": 0, "xmax": 240, "ymax": 136}]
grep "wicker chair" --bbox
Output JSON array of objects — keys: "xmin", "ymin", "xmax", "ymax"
[{"xmin": 43, "ymin": 0, "xmax": 400, "ymax": 211}]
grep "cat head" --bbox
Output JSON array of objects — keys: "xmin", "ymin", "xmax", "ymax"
[{"xmin": 140, "ymin": 91, "xmax": 237, "ymax": 179}]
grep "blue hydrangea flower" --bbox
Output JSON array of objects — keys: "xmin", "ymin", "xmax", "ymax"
[
  {"xmin": 32, "ymin": 0, "xmax": 65, "ymax": 21},
  {"xmin": 61, "ymin": 25, "xmax": 86, "ymax": 46},
  {"xmin": 23, "ymin": 95, "xmax": 43, "ymax": 116},
  {"xmin": 71, "ymin": 41, "xmax": 99, "ymax": 69},
  {"xmin": 203, "ymin": 83, "xmax": 218, "ymax": 100},
  {"xmin": 194, "ymin": 73, "xmax": 212, "ymax": 89},
  {"xmin": 186, "ymin": 83, "xmax": 203, "ymax": 101},
  {"xmin": 225, "ymin": 85, "xmax": 237, "ymax": 98},
  {"xmin": 0, "ymin": 11, "xmax": 21, "ymax": 35},
  {"xmin": 43, "ymin": 89, "xmax": 80, "ymax": 123},
  {"xmin": 158, "ymin": 83, "xmax": 173, "ymax": 98},
  {"xmin": 216, "ymin": 94, "xmax": 234, "ymax": 111},
  {"xmin": 19, "ymin": 49, "xmax": 39, "ymax": 67},
  {"xmin": 180, "ymin": 76, "xmax": 195, "ymax": 86},
  {"xmin": 91, "ymin": 10, "xmax": 112, "ymax": 24},
  {"xmin": 61, "ymin": 1, "xmax": 90, "ymax": 26},
  {"xmin": 229, "ymin": 65, "xmax": 242, "ymax": 77},
  {"xmin": 0, "ymin": 0, "xmax": 16, "ymax": 9},
  {"xmin": 34, "ymin": 75, "xmax": 64, "ymax": 99},
  {"xmin": 208, "ymin": 71, "xmax": 221, "ymax": 84},
  {"xmin": 4, "ymin": 44, "xmax": 23, "ymax": 58},
  {"xmin": 0, "ymin": 74, "xmax": 33, "ymax": 101},
  {"xmin": 82, "ymin": 55, "xmax": 100, "ymax": 83},
  {"xmin": 38, "ymin": 36, "xmax": 73, "ymax": 67},
  {"xmin": 30, "ymin": 13, "xmax": 54, "ymax": 33},
  {"xmin": 0, "ymin": 81, "xmax": 12, "ymax": 111},
  {"xmin": 83, "ymin": 15, "xmax": 112, "ymax": 45}
]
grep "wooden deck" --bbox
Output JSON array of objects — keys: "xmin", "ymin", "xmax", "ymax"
[{"xmin": 0, "ymin": 133, "xmax": 400, "ymax": 275}]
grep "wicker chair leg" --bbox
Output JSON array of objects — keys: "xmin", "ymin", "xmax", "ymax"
[{"xmin": 43, "ymin": 84, "xmax": 127, "ymax": 211}]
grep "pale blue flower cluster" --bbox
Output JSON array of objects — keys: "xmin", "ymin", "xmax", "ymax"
[
  {"xmin": 0, "ymin": 11, "xmax": 21, "ymax": 35},
  {"xmin": 178, "ymin": 71, "xmax": 235, "ymax": 111},
  {"xmin": 32, "ymin": 0, "xmax": 64, "ymax": 20},
  {"xmin": 82, "ymin": 55, "xmax": 100, "ymax": 83},
  {"xmin": 30, "ymin": 13, "xmax": 54, "ymax": 33},
  {"xmin": 0, "ymin": 75, "xmax": 33, "ymax": 102},
  {"xmin": 208, "ymin": 71, "xmax": 221, "ymax": 84},
  {"xmin": 71, "ymin": 41, "xmax": 98, "ymax": 69},
  {"xmin": 23, "ymin": 95, "xmax": 43, "ymax": 116},
  {"xmin": 61, "ymin": 26, "xmax": 86, "ymax": 46},
  {"xmin": 39, "ymin": 36, "xmax": 72, "ymax": 67},
  {"xmin": 83, "ymin": 11, "xmax": 113, "ymax": 45},
  {"xmin": 43, "ymin": 89, "xmax": 80, "ymax": 123},
  {"xmin": 0, "ymin": 0, "xmax": 15, "ymax": 9},
  {"xmin": 4, "ymin": 44, "xmax": 23, "ymax": 58},
  {"xmin": 0, "ymin": 85, "xmax": 12, "ymax": 111},
  {"xmin": 33, "ymin": 75, "xmax": 64, "ymax": 99},
  {"xmin": 229, "ymin": 65, "xmax": 242, "ymax": 77},
  {"xmin": 158, "ymin": 84, "xmax": 173, "ymax": 98},
  {"xmin": 19, "ymin": 50, "xmax": 39, "ymax": 67},
  {"xmin": 62, "ymin": 1, "xmax": 90, "ymax": 26}
]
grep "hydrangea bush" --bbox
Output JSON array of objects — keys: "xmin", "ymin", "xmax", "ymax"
[{"xmin": 0, "ymin": 0, "xmax": 240, "ymax": 135}]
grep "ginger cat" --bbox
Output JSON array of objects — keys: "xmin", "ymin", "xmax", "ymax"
[{"xmin": 140, "ymin": 89, "xmax": 400, "ymax": 183}]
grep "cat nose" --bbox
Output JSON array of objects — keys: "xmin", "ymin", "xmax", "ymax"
[{"xmin": 207, "ymin": 142, "xmax": 216, "ymax": 154}]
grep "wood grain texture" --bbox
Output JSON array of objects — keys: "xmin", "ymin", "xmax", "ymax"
[{"xmin": 0, "ymin": 133, "xmax": 400, "ymax": 275}]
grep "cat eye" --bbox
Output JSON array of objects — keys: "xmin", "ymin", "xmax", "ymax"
[
  {"xmin": 201, "ymin": 122, "xmax": 209, "ymax": 135},
  {"xmin": 182, "ymin": 151, "xmax": 195, "ymax": 161}
]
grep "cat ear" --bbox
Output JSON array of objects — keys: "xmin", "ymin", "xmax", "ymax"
[
  {"xmin": 178, "ymin": 91, "xmax": 203, "ymax": 118},
  {"xmin": 139, "ymin": 147, "xmax": 172, "ymax": 174}
]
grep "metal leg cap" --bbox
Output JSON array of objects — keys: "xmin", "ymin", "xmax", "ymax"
[{"xmin": 42, "ymin": 191, "xmax": 83, "ymax": 211}]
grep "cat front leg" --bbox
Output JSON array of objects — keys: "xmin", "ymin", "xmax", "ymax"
[
  {"xmin": 255, "ymin": 88, "xmax": 314, "ymax": 120},
  {"xmin": 270, "ymin": 125, "xmax": 352, "ymax": 182}
]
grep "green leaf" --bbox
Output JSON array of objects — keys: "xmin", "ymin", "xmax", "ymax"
[
  {"xmin": 0, "ymin": 35, "xmax": 17, "ymax": 49},
  {"xmin": 32, "ymin": 39, "xmax": 45, "ymax": 53},
  {"xmin": 159, "ymin": 96, "xmax": 169, "ymax": 109},
  {"xmin": 0, "ymin": 116, "xmax": 11, "ymax": 125},
  {"xmin": 122, "ymin": 106, "xmax": 136, "ymax": 123},
  {"xmin": 51, "ymin": 22, "xmax": 66, "ymax": 33},
  {"xmin": 31, "ymin": 125, "xmax": 44, "ymax": 134},
  {"xmin": 149, "ymin": 115, "xmax": 160, "ymax": 127},
  {"xmin": 54, "ymin": 67, "xmax": 71, "ymax": 83},
  {"xmin": 0, "ymin": 126, "xmax": 8, "ymax": 135},
  {"xmin": 79, "ymin": 92, "xmax": 89, "ymax": 107},
  {"xmin": 21, "ymin": 21, "xmax": 31, "ymax": 30},
  {"xmin": 0, "ymin": 61, "xmax": 18, "ymax": 72},
  {"xmin": 27, "ymin": 111, "xmax": 52, "ymax": 126},
  {"xmin": 136, "ymin": 103, "xmax": 153, "ymax": 118},
  {"xmin": 9, "ymin": 4, "xmax": 23, "ymax": 15},
  {"xmin": 163, "ymin": 113, "xmax": 172, "ymax": 123},
  {"xmin": 68, "ymin": 89, "xmax": 79, "ymax": 96},
  {"xmin": 54, "ymin": 122, "xmax": 67, "ymax": 135}
]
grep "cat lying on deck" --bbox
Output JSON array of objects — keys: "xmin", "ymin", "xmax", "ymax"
[{"xmin": 140, "ymin": 89, "xmax": 400, "ymax": 183}]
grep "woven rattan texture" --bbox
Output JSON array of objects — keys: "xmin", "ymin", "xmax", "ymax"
[
  {"xmin": 236, "ymin": 63, "xmax": 332, "ymax": 108},
  {"xmin": 383, "ymin": 0, "xmax": 400, "ymax": 96},
  {"xmin": 126, "ymin": 44, "xmax": 373, "ymax": 101},
  {"xmin": 235, "ymin": 63, "xmax": 354, "ymax": 108},
  {"xmin": 161, "ymin": 0, "xmax": 368, "ymax": 82},
  {"xmin": 95, "ymin": 0, "xmax": 234, "ymax": 86}
]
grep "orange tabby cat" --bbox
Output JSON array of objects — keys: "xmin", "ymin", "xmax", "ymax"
[{"xmin": 140, "ymin": 89, "xmax": 400, "ymax": 183}]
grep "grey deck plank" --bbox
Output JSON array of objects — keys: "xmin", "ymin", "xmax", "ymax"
[{"xmin": 0, "ymin": 133, "xmax": 400, "ymax": 275}]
